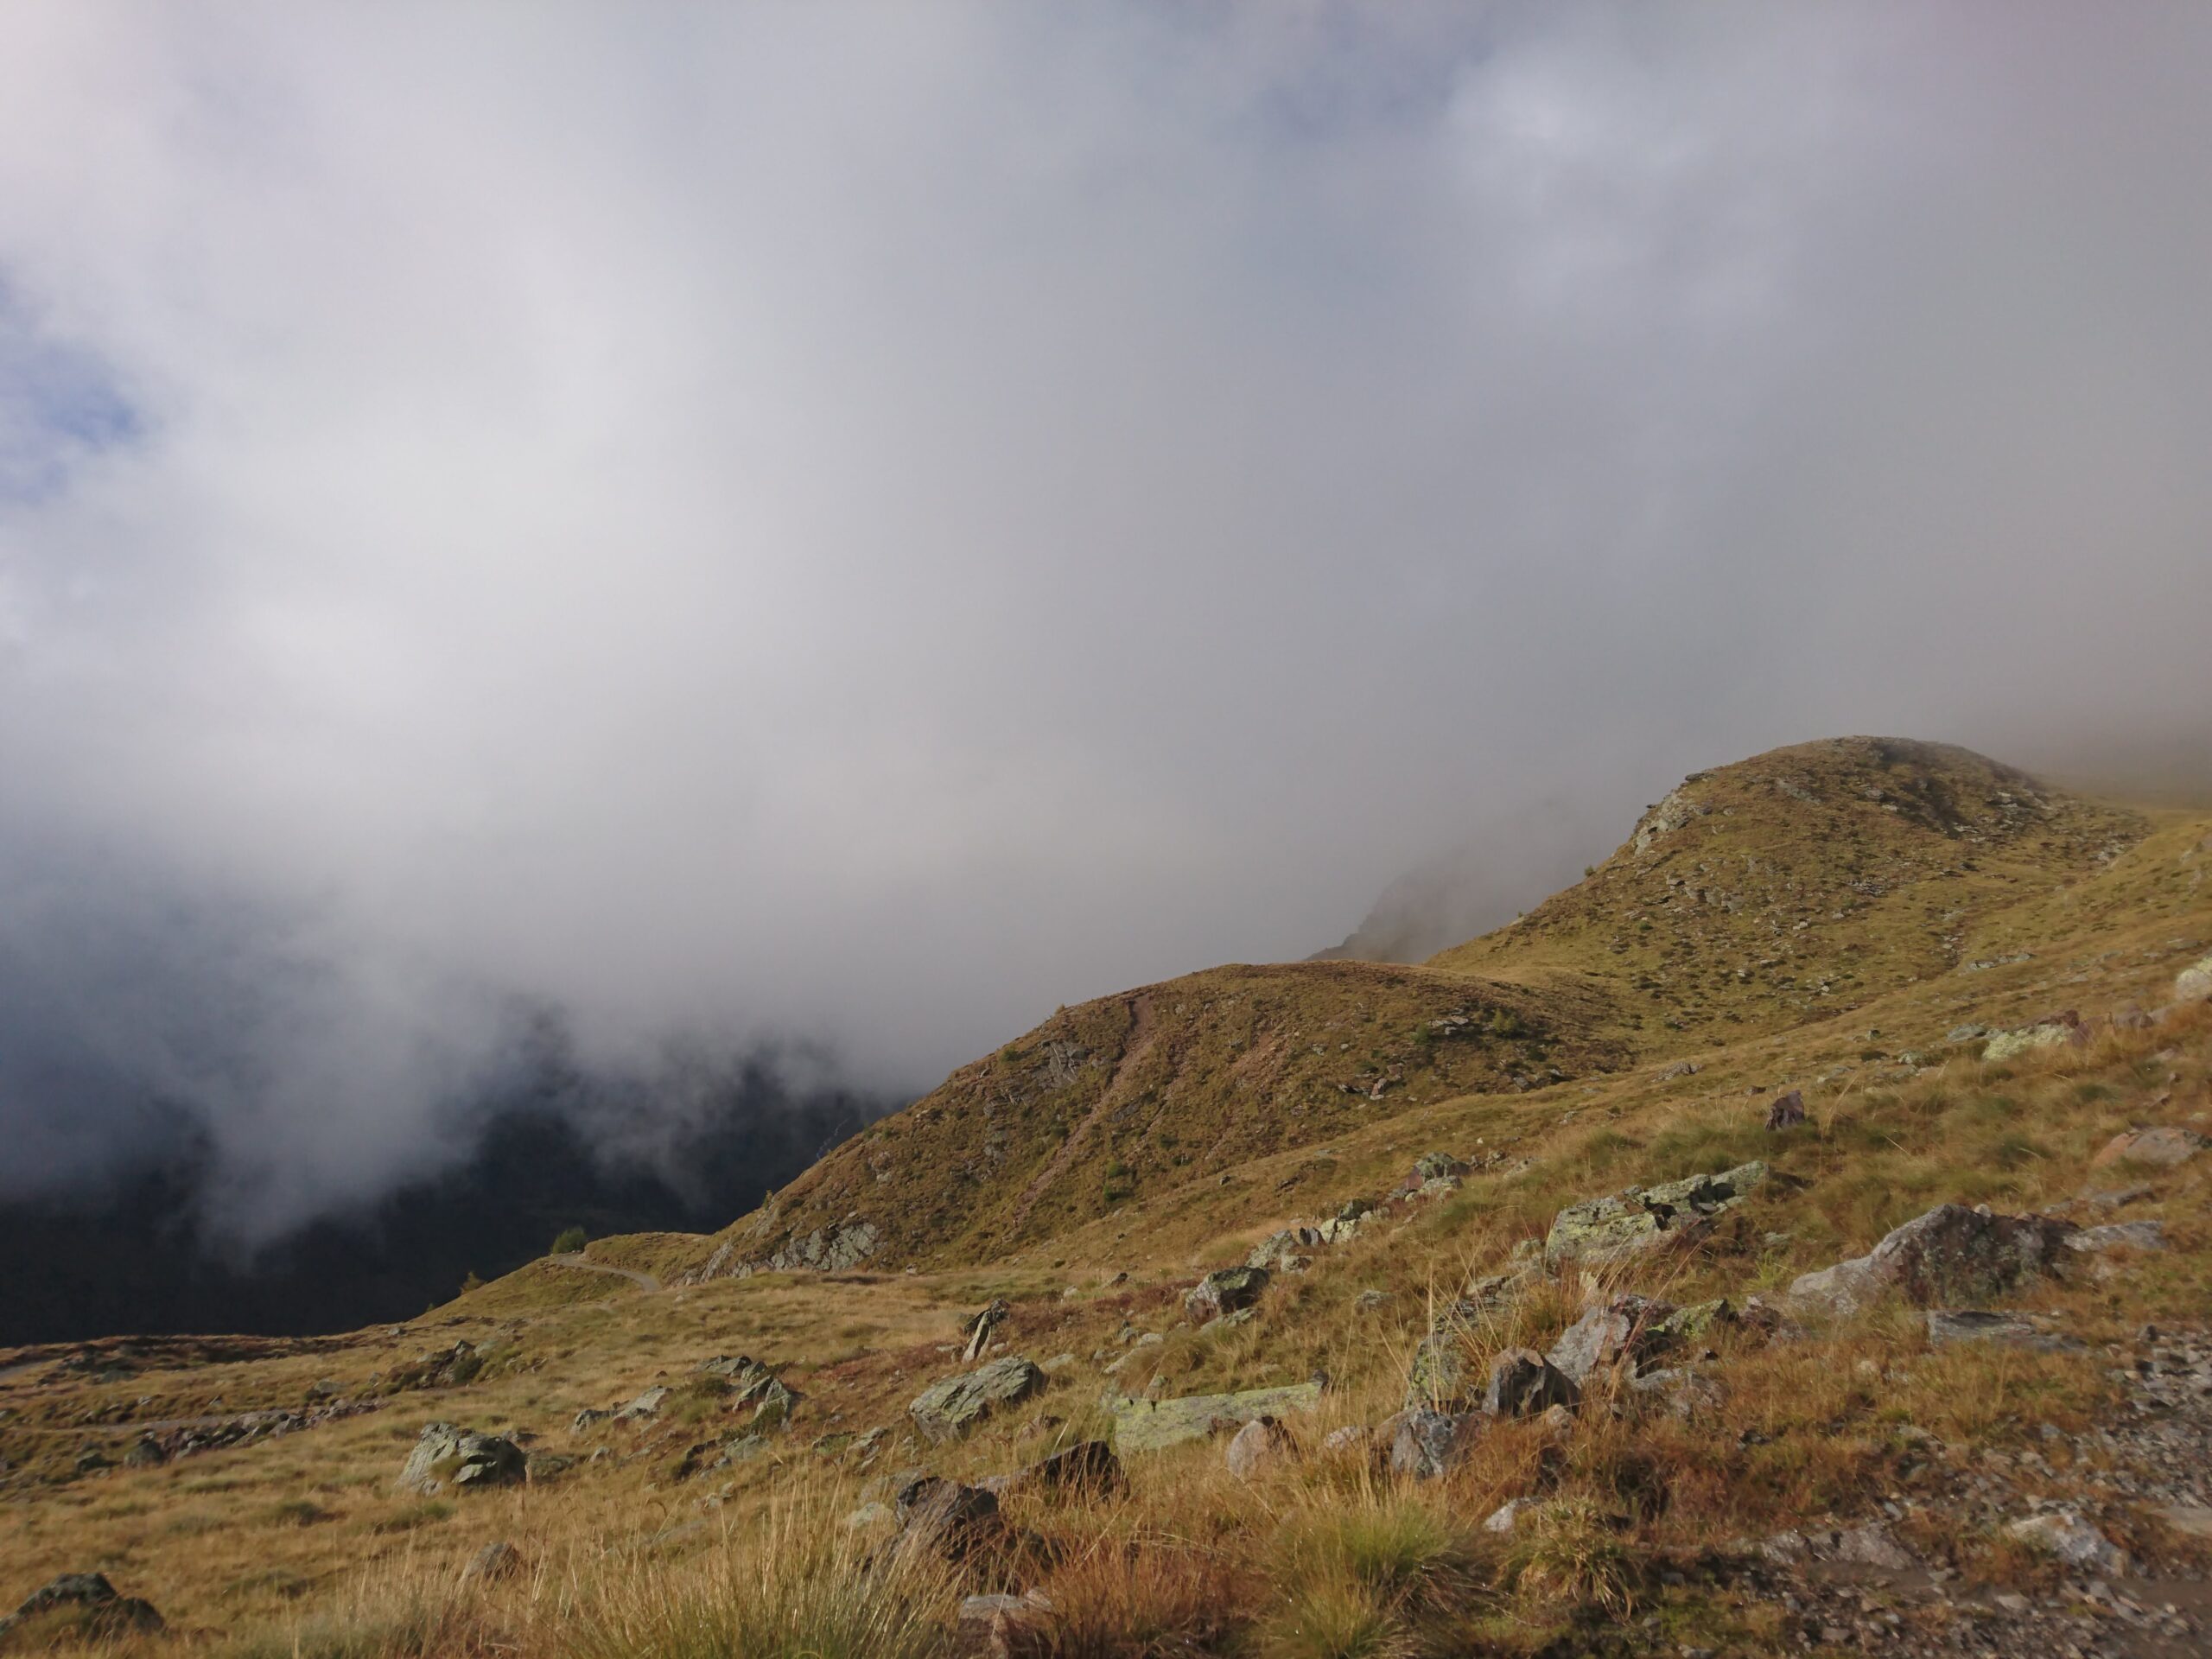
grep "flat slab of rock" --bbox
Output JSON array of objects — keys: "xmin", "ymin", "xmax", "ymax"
[
  {"xmin": 1109, "ymin": 1380, "xmax": 1322, "ymax": 1453},
  {"xmin": 910, "ymin": 1356, "xmax": 1045, "ymax": 1444},
  {"xmin": 1544, "ymin": 1162, "xmax": 1767, "ymax": 1269},
  {"xmin": 2065, "ymin": 1219, "xmax": 2166, "ymax": 1254},
  {"xmin": 1925, "ymin": 1310, "xmax": 2083, "ymax": 1351},
  {"xmin": 2007, "ymin": 1511, "xmax": 2130, "ymax": 1574},
  {"xmin": 1787, "ymin": 1203, "xmax": 2075, "ymax": 1316},
  {"xmin": 2091, "ymin": 1126, "xmax": 2209, "ymax": 1169}
]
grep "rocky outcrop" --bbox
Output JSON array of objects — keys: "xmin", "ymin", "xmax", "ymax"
[
  {"xmin": 2173, "ymin": 951, "xmax": 2212, "ymax": 1003},
  {"xmin": 700, "ymin": 1355, "xmax": 802, "ymax": 1425},
  {"xmin": 962, "ymin": 1300, "xmax": 1011, "ymax": 1362},
  {"xmin": 1983, "ymin": 1014, "xmax": 2085, "ymax": 1063},
  {"xmin": 1543, "ymin": 1162, "xmax": 1768, "ymax": 1269},
  {"xmin": 1546, "ymin": 1295, "xmax": 1675, "ymax": 1383},
  {"xmin": 1383, "ymin": 1407, "xmax": 1483, "ymax": 1479},
  {"xmin": 2006, "ymin": 1511, "xmax": 2130, "ymax": 1575},
  {"xmin": 1787, "ymin": 1204, "xmax": 2075, "ymax": 1316},
  {"xmin": 891, "ymin": 1476, "xmax": 1020, "ymax": 1567},
  {"xmin": 1109, "ymin": 1379, "xmax": 1324, "ymax": 1453},
  {"xmin": 1245, "ymin": 1228, "xmax": 1324, "ymax": 1272},
  {"xmin": 395, "ymin": 1423, "xmax": 526, "ymax": 1494},
  {"xmin": 687, "ymin": 1216, "xmax": 882, "ymax": 1283},
  {"xmin": 1764, "ymin": 1090, "xmax": 1806, "ymax": 1131},
  {"xmin": 1185, "ymin": 1266, "xmax": 1269, "ymax": 1324},
  {"xmin": 910, "ymin": 1357, "xmax": 1045, "ymax": 1444},
  {"xmin": 1014, "ymin": 1440, "xmax": 1122, "ymax": 1497}
]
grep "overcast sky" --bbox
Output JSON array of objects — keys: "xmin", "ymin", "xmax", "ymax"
[{"xmin": 3, "ymin": 3, "xmax": 2210, "ymax": 1224}]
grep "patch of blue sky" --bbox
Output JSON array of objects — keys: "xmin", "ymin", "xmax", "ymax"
[{"xmin": 0, "ymin": 276, "xmax": 144, "ymax": 508}]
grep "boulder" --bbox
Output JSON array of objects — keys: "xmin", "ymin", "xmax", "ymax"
[
  {"xmin": 1828, "ymin": 1522, "xmax": 1916, "ymax": 1570},
  {"xmin": 1109, "ymin": 1380, "xmax": 1324, "ymax": 1453},
  {"xmin": 1764, "ymin": 1090, "xmax": 1806, "ymax": 1131},
  {"xmin": 1408, "ymin": 1152, "xmax": 1469, "ymax": 1186},
  {"xmin": 1320, "ymin": 1424, "xmax": 1375, "ymax": 1460},
  {"xmin": 1983, "ymin": 1015, "xmax": 2084, "ymax": 1064},
  {"xmin": 2007, "ymin": 1511, "xmax": 2130, "ymax": 1575},
  {"xmin": 572, "ymin": 1408, "xmax": 613, "ymax": 1432},
  {"xmin": 2090, "ymin": 1126, "xmax": 2209, "ymax": 1169},
  {"xmin": 1384, "ymin": 1408, "xmax": 1483, "ymax": 1479},
  {"xmin": 1627, "ymin": 1367, "xmax": 1726, "ymax": 1418},
  {"xmin": 396, "ymin": 1423, "xmax": 526, "ymax": 1494},
  {"xmin": 892, "ymin": 1476, "xmax": 1015, "ymax": 1566},
  {"xmin": 909, "ymin": 1357, "xmax": 1046, "ymax": 1444},
  {"xmin": 1546, "ymin": 1295, "xmax": 1675, "ymax": 1384},
  {"xmin": 2173, "ymin": 951, "xmax": 2212, "ymax": 1003},
  {"xmin": 1460, "ymin": 1264, "xmax": 1539, "ymax": 1313},
  {"xmin": 1485, "ymin": 1349, "xmax": 1580, "ymax": 1417},
  {"xmin": 1785, "ymin": 1204, "xmax": 2075, "ymax": 1316},
  {"xmin": 1185, "ymin": 1267, "xmax": 1269, "ymax": 1324},
  {"xmin": 524, "ymin": 1450, "xmax": 575, "ymax": 1481},
  {"xmin": 0, "ymin": 1573, "xmax": 163, "ymax": 1643},
  {"xmin": 1543, "ymin": 1162, "xmax": 1768, "ymax": 1270},
  {"xmin": 1224, "ymin": 1414, "xmax": 1297, "ymax": 1480},
  {"xmin": 955, "ymin": 1590, "xmax": 1056, "ymax": 1659},
  {"xmin": 1484, "ymin": 1497, "xmax": 1537, "ymax": 1533}
]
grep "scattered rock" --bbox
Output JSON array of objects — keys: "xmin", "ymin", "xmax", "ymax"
[
  {"xmin": 1543, "ymin": 1162, "xmax": 1768, "ymax": 1269},
  {"xmin": 461, "ymin": 1541, "xmax": 522, "ymax": 1583},
  {"xmin": 1547, "ymin": 1295, "xmax": 1675, "ymax": 1383},
  {"xmin": 1109, "ymin": 1380, "xmax": 1324, "ymax": 1453},
  {"xmin": 1406, "ymin": 1331, "xmax": 1475, "ymax": 1412},
  {"xmin": 1484, "ymin": 1348, "xmax": 1580, "ymax": 1418},
  {"xmin": 1354, "ymin": 1289, "xmax": 1393, "ymax": 1312},
  {"xmin": 396, "ymin": 1423, "xmax": 526, "ymax": 1494},
  {"xmin": 615, "ymin": 1385, "xmax": 671, "ymax": 1422},
  {"xmin": 892, "ymin": 1476, "xmax": 1019, "ymax": 1567},
  {"xmin": 1984, "ymin": 1014, "xmax": 2085, "ymax": 1063},
  {"xmin": 2091, "ymin": 1125, "xmax": 2209, "ymax": 1169},
  {"xmin": 909, "ymin": 1356, "xmax": 1046, "ymax": 1445},
  {"xmin": 1484, "ymin": 1497, "xmax": 1537, "ymax": 1533},
  {"xmin": 572, "ymin": 1408, "xmax": 613, "ymax": 1432},
  {"xmin": 1786, "ymin": 1203, "xmax": 2075, "ymax": 1316},
  {"xmin": 1764, "ymin": 1089, "xmax": 1807, "ymax": 1131},
  {"xmin": 1245, "ymin": 1228, "xmax": 1323, "ymax": 1272},
  {"xmin": 1320, "ymin": 1424, "xmax": 1374, "ymax": 1459},
  {"xmin": 1224, "ymin": 1414, "xmax": 1297, "ymax": 1480},
  {"xmin": 1945, "ymin": 1024, "xmax": 1988, "ymax": 1044},
  {"xmin": 1016, "ymin": 1440, "xmax": 1122, "ymax": 1498},
  {"xmin": 2007, "ymin": 1511, "xmax": 2131, "ymax": 1575},
  {"xmin": 1185, "ymin": 1266, "xmax": 1269, "ymax": 1324},
  {"xmin": 1627, "ymin": 1367, "xmax": 1726, "ymax": 1417},
  {"xmin": 1828, "ymin": 1522, "xmax": 1916, "ymax": 1570}
]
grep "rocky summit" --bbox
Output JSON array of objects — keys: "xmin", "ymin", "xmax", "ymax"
[{"xmin": 4, "ymin": 735, "xmax": 2212, "ymax": 1657}]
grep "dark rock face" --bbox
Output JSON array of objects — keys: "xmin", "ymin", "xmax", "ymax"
[
  {"xmin": 1788, "ymin": 1204, "xmax": 2076, "ymax": 1315},
  {"xmin": 909, "ymin": 1356, "xmax": 1045, "ymax": 1444},
  {"xmin": 1484, "ymin": 1348, "xmax": 1580, "ymax": 1417},
  {"xmin": 1765, "ymin": 1090, "xmax": 1807, "ymax": 1131},
  {"xmin": 1547, "ymin": 1296, "xmax": 1673, "ymax": 1383},
  {"xmin": 0, "ymin": 1573, "xmax": 163, "ymax": 1642},
  {"xmin": 892, "ymin": 1476, "xmax": 1017, "ymax": 1566},
  {"xmin": 1185, "ymin": 1266, "xmax": 1270, "ymax": 1324},
  {"xmin": 963, "ymin": 1300, "xmax": 1011, "ymax": 1361},
  {"xmin": 1020, "ymin": 1439, "xmax": 1122, "ymax": 1497}
]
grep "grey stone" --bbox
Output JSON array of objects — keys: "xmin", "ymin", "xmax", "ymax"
[
  {"xmin": 1246, "ymin": 1228, "xmax": 1324, "ymax": 1272},
  {"xmin": 954, "ymin": 1590, "xmax": 1055, "ymax": 1658},
  {"xmin": 1185, "ymin": 1266, "xmax": 1270, "ymax": 1323},
  {"xmin": 1628, "ymin": 1367, "xmax": 1726, "ymax": 1417},
  {"xmin": 1384, "ymin": 1407, "xmax": 1483, "ymax": 1479},
  {"xmin": 2091, "ymin": 1125, "xmax": 2209, "ymax": 1169},
  {"xmin": 396, "ymin": 1422, "xmax": 525, "ymax": 1494},
  {"xmin": 1484, "ymin": 1348, "xmax": 1580, "ymax": 1417},
  {"xmin": 2065, "ymin": 1220, "xmax": 2166, "ymax": 1254},
  {"xmin": 1017, "ymin": 1439, "xmax": 1122, "ymax": 1497},
  {"xmin": 461, "ymin": 1541, "xmax": 522, "ymax": 1583},
  {"xmin": 2007, "ymin": 1511, "xmax": 2130, "ymax": 1575},
  {"xmin": 615, "ymin": 1385, "xmax": 671, "ymax": 1421},
  {"xmin": 0, "ymin": 1573, "xmax": 163, "ymax": 1642},
  {"xmin": 1926, "ymin": 1310, "xmax": 2082, "ymax": 1351},
  {"xmin": 962, "ymin": 1300, "xmax": 1010, "ymax": 1363},
  {"xmin": 909, "ymin": 1356, "xmax": 1045, "ymax": 1444},
  {"xmin": 1406, "ymin": 1330, "xmax": 1475, "ymax": 1412},
  {"xmin": 1764, "ymin": 1090, "xmax": 1807, "ymax": 1131},
  {"xmin": 1828, "ymin": 1522, "xmax": 1916, "ymax": 1569},
  {"xmin": 1547, "ymin": 1296, "xmax": 1675, "ymax": 1383},
  {"xmin": 1224, "ymin": 1414, "xmax": 1297, "ymax": 1480},
  {"xmin": 1484, "ymin": 1497, "xmax": 1536, "ymax": 1534},
  {"xmin": 2173, "ymin": 950, "xmax": 2212, "ymax": 1002},
  {"xmin": 1544, "ymin": 1162, "xmax": 1768, "ymax": 1269}
]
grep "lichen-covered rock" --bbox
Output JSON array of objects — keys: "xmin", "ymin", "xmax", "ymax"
[
  {"xmin": 1543, "ymin": 1162, "xmax": 1768, "ymax": 1269},
  {"xmin": 2007, "ymin": 1511, "xmax": 2130, "ymax": 1575},
  {"xmin": 1627, "ymin": 1367, "xmax": 1726, "ymax": 1418},
  {"xmin": 1109, "ymin": 1380, "xmax": 1323, "ymax": 1453},
  {"xmin": 1484, "ymin": 1348, "xmax": 1580, "ymax": 1417},
  {"xmin": 1405, "ymin": 1331, "xmax": 1475, "ymax": 1412},
  {"xmin": 1924, "ymin": 1310, "xmax": 2082, "ymax": 1351},
  {"xmin": 909, "ymin": 1357, "xmax": 1045, "ymax": 1444},
  {"xmin": 1786, "ymin": 1204, "xmax": 2075, "ymax": 1316},
  {"xmin": 395, "ymin": 1423, "xmax": 525, "ymax": 1494},
  {"xmin": 2064, "ymin": 1219, "xmax": 2165, "ymax": 1254},
  {"xmin": 1983, "ymin": 1016, "xmax": 2083, "ymax": 1063},
  {"xmin": 1245, "ymin": 1228, "xmax": 1324, "ymax": 1272},
  {"xmin": 615, "ymin": 1385, "xmax": 670, "ymax": 1421},
  {"xmin": 1185, "ymin": 1266, "xmax": 1269, "ymax": 1323}
]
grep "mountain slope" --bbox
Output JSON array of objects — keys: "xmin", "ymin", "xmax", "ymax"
[
  {"xmin": 696, "ymin": 960, "xmax": 1630, "ymax": 1274},
  {"xmin": 1433, "ymin": 735, "xmax": 2147, "ymax": 1045}
]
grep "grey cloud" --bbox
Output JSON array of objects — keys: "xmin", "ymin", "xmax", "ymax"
[{"xmin": 0, "ymin": 3, "xmax": 2208, "ymax": 1225}]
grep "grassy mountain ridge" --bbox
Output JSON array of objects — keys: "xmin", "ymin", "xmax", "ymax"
[{"xmin": 702, "ymin": 737, "xmax": 2150, "ymax": 1280}]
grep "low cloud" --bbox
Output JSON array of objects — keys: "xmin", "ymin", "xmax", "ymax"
[{"xmin": 1, "ymin": 3, "xmax": 2209, "ymax": 1229}]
